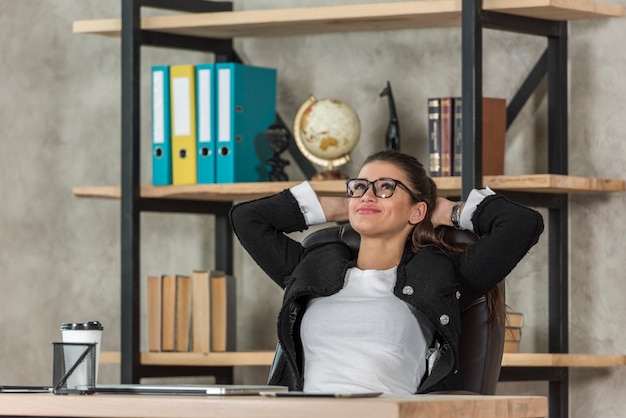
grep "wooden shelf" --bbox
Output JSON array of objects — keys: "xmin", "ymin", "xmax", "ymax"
[
  {"xmin": 502, "ymin": 353, "xmax": 626, "ymax": 367},
  {"xmin": 100, "ymin": 351, "xmax": 275, "ymax": 366},
  {"xmin": 100, "ymin": 351, "xmax": 626, "ymax": 368},
  {"xmin": 73, "ymin": 174, "xmax": 625, "ymax": 203},
  {"xmin": 73, "ymin": 0, "xmax": 624, "ymax": 39}
]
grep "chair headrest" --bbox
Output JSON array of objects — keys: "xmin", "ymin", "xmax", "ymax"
[{"xmin": 302, "ymin": 224, "xmax": 478, "ymax": 256}]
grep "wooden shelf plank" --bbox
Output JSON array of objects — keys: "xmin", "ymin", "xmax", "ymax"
[
  {"xmin": 72, "ymin": 174, "xmax": 625, "ymax": 203},
  {"xmin": 73, "ymin": 0, "xmax": 624, "ymax": 39},
  {"xmin": 100, "ymin": 351, "xmax": 626, "ymax": 367},
  {"xmin": 100, "ymin": 351, "xmax": 276, "ymax": 366},
  {"xmin": 502, "ymin": 353, "xmax": 626, "ymax": 367}
]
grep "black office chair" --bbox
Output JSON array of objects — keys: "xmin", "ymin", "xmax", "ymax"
[{"xmin": 269, "ymin": 223, "xmax": 505, "ymax": 395}]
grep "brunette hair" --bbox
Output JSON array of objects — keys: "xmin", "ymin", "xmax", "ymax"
[{"xmin": 361, "ymin": 150, "xmax": 504, "ymax": 323}]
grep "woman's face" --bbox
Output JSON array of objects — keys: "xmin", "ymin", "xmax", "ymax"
[{"xmin": 348, "ymin": 161, "xmax": 425, "ymax": 240}]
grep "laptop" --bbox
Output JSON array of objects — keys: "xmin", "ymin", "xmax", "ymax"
[{"xmin": 83, "ymin": 384, "xmax": 289, "ymax": 396}]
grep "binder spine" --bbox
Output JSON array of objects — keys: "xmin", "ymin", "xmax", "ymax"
[
  {"xmin": 151, "ymin": 66, "xmax": 172, "ymax": 185},
  {"xmin": 170, "ymin": 65, "xmax": 198, "ymax": 185},
  {"xmin": 196, "ymin": 64, "xmax": 216, "ymax": 184}
]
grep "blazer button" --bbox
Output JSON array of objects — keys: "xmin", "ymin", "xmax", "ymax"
[
  {"xmin": 402, "ymin": 285, "xmax": 414, "ymax": 296},
  {"xmin": 440, "ymin": 314, "xmax": 450, "ymax": 326},
  {"xmin": 455, "ymin": 291, "xmax": 461, "ymax": 300}
]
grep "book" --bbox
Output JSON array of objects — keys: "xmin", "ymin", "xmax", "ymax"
[
  {"xmin": 504, "ymin": 311, "xmax": 523, "ymax": 353},
  {"xmin": 504, "ymin": 340, "xmax": 520, "ymax": 353},
  {"xmin": 505, "ymin": 327, "xmax": 521, "ymax": 341},
  {"xmin": 175, "ymin": 275, "xmax": 192, "ymax": 352},
  {"xmin": 191, "ymin": 270, "xmax": 211, "ymax": 353},
  {"xmin": 453, "ymin": 97, "xmax": 463, "ymax": 176},
  {"xmin": 427, "ymin": 97, "xmax": 441, "ymax": 177},
  {"xmin": 439, "ymin": 97, "xmax": 454, "ymax": 176},
  {"xmin": 161, "ymin": 275, "xmax": 177, "ymax": 351},
  {"xmin": 146, "ymin": 275, "xmax": 162, "ymax": 352},
  {"xmin": 210, "ymin": 271, "xmax": 237, "ymax": 352},
  {"xmin": 505, "ymin": 311, "xmax": 524, "ymax": 328},
  {"xmin": 452, "ymin": 97, "xmax": 506, "ymax": 176}
]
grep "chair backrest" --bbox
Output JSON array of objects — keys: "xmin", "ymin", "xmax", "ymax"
[{"xmin": 299, "ymin": 223, "xmax": 505, "ymax": 395}]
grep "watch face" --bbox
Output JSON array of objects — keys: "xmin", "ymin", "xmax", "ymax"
[{"xmin": 451, "ymin": 202, "xmax": 462, "ymax": 228}]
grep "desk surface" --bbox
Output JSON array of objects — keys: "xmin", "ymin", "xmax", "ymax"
[{"xmin": 0, "ymin": 393, "xmax": 547, "ymax": 418}]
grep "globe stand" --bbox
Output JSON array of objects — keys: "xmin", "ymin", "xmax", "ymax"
[{"xmin": 311, "ymin": 169, "xmax": 348, "ymax": 181}]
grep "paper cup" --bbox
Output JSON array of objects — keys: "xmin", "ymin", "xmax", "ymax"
[{"xmin": 60, "ymin": 321, "xmax": 103, "ymax": 388}]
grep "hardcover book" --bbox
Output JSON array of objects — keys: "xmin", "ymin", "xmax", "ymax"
[
  {"xmin": 427, "ymin": 97, "xmax": 441, "ymax": 177},
  {"xmin": 210, "ymin": 271, "xmax": 237, "ymax": 352},
  {"xmin": 453, "ymin": 97, "xmax": 506, "ymax": 176},
  {"xmin": 191, "ymin": 270, "xmax": 211, "ymax": 353},
  {"xmin": 146, "ymin": 275, "xmax": 162, "ymax": 352},
  {"xmin": 175, "ymin": 275, "xmax": 192, "ymax": 352}
]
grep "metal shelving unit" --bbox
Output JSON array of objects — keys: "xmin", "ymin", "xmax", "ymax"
[{"xmin": 73, "ymin": 1, "xmax": 624, "ymax": 417}]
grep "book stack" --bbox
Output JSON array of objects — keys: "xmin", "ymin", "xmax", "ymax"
[
  {"xmin": 146, "ymin": 270, "xmax": 237, "ymax": 353},
  {"xmin": 504, "ymin": 311, "xmax": 524, "ymax": 353},
  {"xmin": 427, "ymin": 97, "xmax": 506, "ymax": 177},
  {"xmin": 151, "ymin": 62, "xmax": 277, "ymax": 186}
]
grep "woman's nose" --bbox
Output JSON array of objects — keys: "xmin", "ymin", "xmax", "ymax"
[{"xmin": 360, "ymin": 185, "xmax": 377, "ymax": 201}]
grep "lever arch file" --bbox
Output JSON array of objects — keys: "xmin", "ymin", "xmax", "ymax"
[
  {"xmin": 170, "ymin": 64, "xmax": 197, "ymax": 185},
  {"xmin": 151, "ymin": 66, "xmax": 172, "ymax": 185},
  {"xmin": 196, "ymin": 63, "xmax": 216, "ymax": 184},
  {"xmin": 215, "ymin": 63, "xmax": 276, "ymax": 183}
]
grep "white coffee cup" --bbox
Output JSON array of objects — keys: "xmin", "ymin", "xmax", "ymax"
[{"xmin": 60, "ymin": 321, "xmax": 103, "ymax": 388}]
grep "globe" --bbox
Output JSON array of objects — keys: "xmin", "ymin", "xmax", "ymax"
[{"xmin": 294, "ymin": 96, "xmax": 361, "ymax": 178}]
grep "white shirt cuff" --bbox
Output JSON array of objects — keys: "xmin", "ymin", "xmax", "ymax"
[
  {"xmin": 290, "ymin": 181, "xmax": 327, "ymax": 226},
  {"xmin": 459, "ymin": 187, "xmax": 496, "ymax": 231}
]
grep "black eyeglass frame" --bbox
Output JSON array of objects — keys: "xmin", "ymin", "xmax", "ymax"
[{"xmin": 345, "ymin": 177, "xmax": 422, "ymax": 202}]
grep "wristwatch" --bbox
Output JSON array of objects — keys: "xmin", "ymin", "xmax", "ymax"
[{"xmin": 451, "ymin": 201, "xmax": 464, "ymax": 230}]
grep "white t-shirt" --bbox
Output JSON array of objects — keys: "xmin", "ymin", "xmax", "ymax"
[{"xmin": 301, "ymin": 266, "xmax": 434, "ymax": 394}]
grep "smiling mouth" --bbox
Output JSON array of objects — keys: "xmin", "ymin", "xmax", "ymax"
[{"xmin": 356, "ymin": 206, "xmax": 380, "ymax": 214}]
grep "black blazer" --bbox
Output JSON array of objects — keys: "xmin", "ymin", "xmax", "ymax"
[{"xmin": 230, "ymin": 189, "xmax": 543, "ymax": 393}]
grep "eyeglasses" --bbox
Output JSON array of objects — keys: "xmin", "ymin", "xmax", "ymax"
[{"xmin": 345, "ymin": 177, "xmax": 422, "ymax": 201}]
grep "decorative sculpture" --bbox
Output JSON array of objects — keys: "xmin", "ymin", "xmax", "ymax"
[
  {"xmin": 380, "ymin": 81, "xmax": 400, "ymax": 151},
  {"xmin": 265, "ymin": 123, "xmax": 290, "ymax": 181}
]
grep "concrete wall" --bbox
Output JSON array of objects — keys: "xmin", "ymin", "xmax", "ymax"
[{"xmin": 1, "ymin": 1, "xmax": 625, "ymax": 415}]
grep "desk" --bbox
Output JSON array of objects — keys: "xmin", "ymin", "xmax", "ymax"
[{"xmin": 0, "ymin": 393, "xmax": 547, "ymax": 418}]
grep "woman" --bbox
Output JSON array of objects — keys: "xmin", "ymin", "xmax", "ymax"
[{"xmin": 230, "ymin": 150, "xmax": 543, "ymax": 394}]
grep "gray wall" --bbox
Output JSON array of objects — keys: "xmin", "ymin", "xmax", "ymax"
[{"xmin": 1, "ymin": 1, "xmax": 625, "ymax": 415}]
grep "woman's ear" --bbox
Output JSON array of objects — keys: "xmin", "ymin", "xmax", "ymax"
[{"xmin": 409, "ymin": 202, "xmax": 428, "ymax": 225}]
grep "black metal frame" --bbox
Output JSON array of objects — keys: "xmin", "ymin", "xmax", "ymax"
[
  {"xmin": 120, "ymin": 0, "xmax": 571, "ymax": 415},
  {"xmin": 462, "ymin": 1, "xmax": 570, "ymax": 417},
  {"xmin": 120, "ymin": 0, "xmax": 239, "ymax": 385}
]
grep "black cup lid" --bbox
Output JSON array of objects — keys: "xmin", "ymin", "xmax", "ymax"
[{"xmin": 60, "ymin": 321, "xmax": 103, "ymax": 331}]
